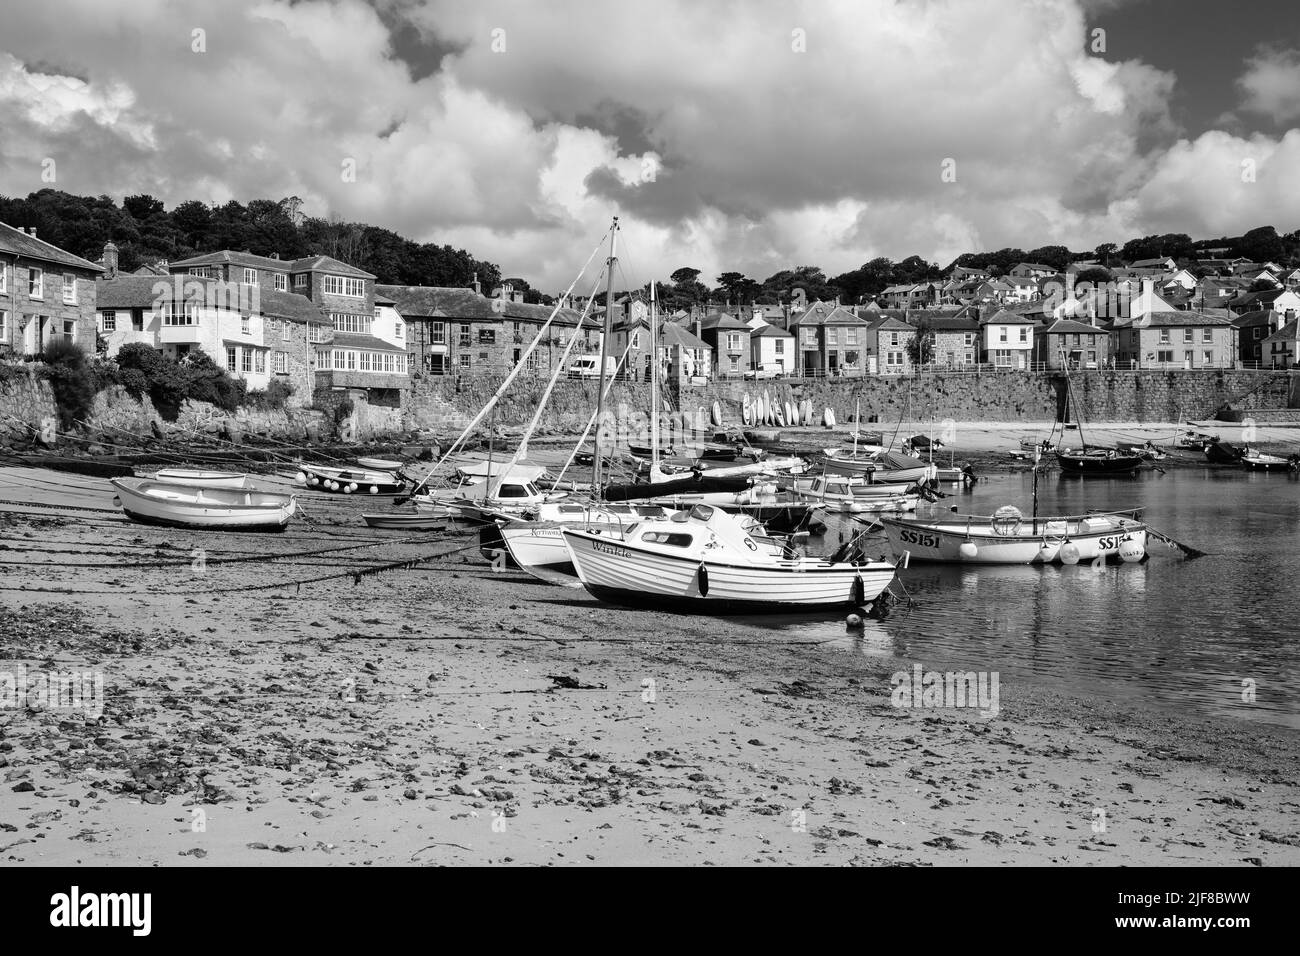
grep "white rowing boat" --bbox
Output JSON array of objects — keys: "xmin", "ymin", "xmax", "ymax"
[
  {"xmin": 356, "ymin": 457, "xmax": 404, "ymax": 471},
  {"xmin": 563, "ymin": 503, "xmax": 897, "ymax": 612},
  {"xmin": 362, "ymin": 510, "xmax": 452, "ymax": 530},
  {"xmin": 149, "ymin": 469, "xmax": 255, "ymax": 489},
  {"xmin": 110, "ymin": 478, "xmax": 296, "ymax": 532}
]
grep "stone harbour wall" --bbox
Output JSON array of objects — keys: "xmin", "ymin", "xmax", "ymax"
[{"xmin": 0, "ymin": 367, "xmax": 59, "ymax": 447}]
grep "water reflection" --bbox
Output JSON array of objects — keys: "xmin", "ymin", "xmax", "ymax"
[{"xmin": 753, "ymin": 470, "xmax": 1300, "ymax": 729}]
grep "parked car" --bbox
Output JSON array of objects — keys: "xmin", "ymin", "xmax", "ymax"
[
  {"xmin": 566, "ymin": 355, "xmax": 618, "ymax": 379},
  {"xmin": 744, "ymin": 364, "xmax": 785, "ymax": 380}
]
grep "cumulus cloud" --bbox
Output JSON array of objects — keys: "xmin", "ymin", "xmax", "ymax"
[
  {"xmin": 0, "ymin": 0, "xmax": 1296, "ymax": 291},
  {"xmin": 1236, "ymin": 46, "xmax": 1300, "ymax": 124}
]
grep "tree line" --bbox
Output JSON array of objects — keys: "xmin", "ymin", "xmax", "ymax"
[{"xmin": 2, "ymin": 188, "xmax": 1296, "ymax": 309}]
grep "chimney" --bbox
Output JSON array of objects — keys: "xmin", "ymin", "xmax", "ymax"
[
  {"xmin": 28, "ymin": 227, "xmax": 37, "ymax": 239},
  {"xmin": 102, "ymin": 241, "xmax": 119, "ymax": 278},
  {"xmin": 270, "ymin": 252, "xmax": 280, "ymax": 260},
  {"xmin": 472, "ymin": 272, "xmax": 480, "ymax": 295}
]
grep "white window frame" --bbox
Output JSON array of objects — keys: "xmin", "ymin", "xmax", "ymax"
[
  {"xmin": 29, "ymin": 267, "xmax": 43, "ymax": 300},
  {"xmin": 282, "ymin": 321, "xmax": 291, "ymax": 342},
  {"xmin": 432, "ymin": 322, "xmax": 446, "ymax": 345},
  {"xmin": 242, "ymin": 268, "xmax": 258, "ymax": 287},
  {"xmin": 293, "ymin": 273, "xmax": 308, "ymax": 290},
  {"xmin": 395, "ymin": 320, "xmax": 404, "ymax": 341},
  {"xmin": 241, "ymin": 315, "xmax": 251, "ymax": 334},
  {"xmin": 274, "ymin": 273, "xmax": 287, "ymax": 292},
  {"xmin": 0, "ymin": 263, "xmax": 7, "ymax": 295},
  {"xmin": 0, "ymin": 309, "xmax": 8, "ymax": 342},
  {"xmin": 101, "ymin": 310, "xmax": 116, "ymax": 332},
  {"xmin": 62, "ymin": 274, "xmax": 76, "ymax": 305},
  {"xmin": 1202, "ymin": 328, "xmax": 1213, "ymax": 343},
  {"xmin": 226, "ymin": 347, "xmax": 237, "ymax": 371},
  {"xmin": 254, "ymin": 349, "xmax": 266, "ymax": 374},
  {"xmin": 241, "ymin": 349, "xmax": 254, "ymax": 373},
  {"xmin": 274, "ymin": 352, "xmax": 287, "ymax": 374},
  {"xmin": 162, "ymin": 302, "xmax": 200, "ymax": 325},
  {"xmin": 322, "ymin": 275, "xmax": 365, "ymax": 298}
]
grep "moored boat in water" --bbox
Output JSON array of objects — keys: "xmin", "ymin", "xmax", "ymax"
[{"xmin": 880, "ymin": 507, "xmax": 1147, "ymax": 564}]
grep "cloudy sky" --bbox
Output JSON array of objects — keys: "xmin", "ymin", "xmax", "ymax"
[{"xmin": 1, "ymin": 0, "xmax": 1298, "ymax": 290}]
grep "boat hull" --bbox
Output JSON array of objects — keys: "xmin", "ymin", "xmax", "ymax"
[
  {"xmin": 111, "ymin": 479, "xmax": 296, "ymax": 532},
  {"xmin": 563, "ymin": 530, "xmax": 894, "ymax": 612},
  {"xmin": 362, "ymin": 512, "xmax": 451, "ymax": 530},
  {"xmin": 880, "ymin": 516, "xmax": 1146, "ymax": 564},
  {"xmin": 1055, "ymin": 451, "xmax": 1143, "ymax": 475},
  {"xmin": 151, "ymin": 469, "xmax": 254, "ymax": 489}
]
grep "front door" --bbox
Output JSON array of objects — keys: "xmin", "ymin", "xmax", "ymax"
[{"xmin": 22, "ymin": 314, "xmax": 39, "ymax": 354}]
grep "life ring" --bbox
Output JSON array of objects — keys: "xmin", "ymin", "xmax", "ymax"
[{"xmin": 992, "ymin": 505, "xmax": 1022, "ymax": 536}]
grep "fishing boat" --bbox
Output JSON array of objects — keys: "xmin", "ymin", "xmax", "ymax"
[
  {"xmin": 1204, "ymin": 439, "xmax": 1245, "ymax": 464},
  {"xmin": 792, "ymin": 475, "xmax": 920, "ymax": 514},
  {"xmin": 110, "ymin": 478, "xmax": 296, "ymax": 532},
  {"xmin": 362, "ymin": 509, "xmax": 452, "ymax": 530},
  {"xmin": 496, "ymin": 503, "xmax": 678, "ymax": 584},
  {"xmin": 149, "ymin": 469, "xmax": 256, "ymax": 489},
  {"xmin": 823, "ymin": 449, "xmax": 938, "ymax": 483},
  {"xmin": 563, "ymin": 503, "xmax": 897, "ymax": 613},
  {"xmin": 1241, "ymin": 449, "xmax": 1299, "ymax": 472},
  {"xmin": 299, "ymin": 463, "xmax": 405, "ymax": 494},
  {"xmin": 880, "ymin": 507, "xmax": 1147, "ymax": 564}
]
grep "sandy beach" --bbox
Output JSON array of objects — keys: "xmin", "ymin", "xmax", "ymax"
[{"xmin": 1, "ymin": 458, "xmax": 1297, "ymax": 867}]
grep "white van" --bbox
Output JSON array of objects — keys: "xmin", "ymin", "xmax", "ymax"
[{"xmin": 567, "ymin": 355, "xmax": 617, "ymax": 379}]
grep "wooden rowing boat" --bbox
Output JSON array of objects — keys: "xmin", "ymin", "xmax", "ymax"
[{"xmin": 150, "ymin": 469, "xmax": 255, "ymax": 489}]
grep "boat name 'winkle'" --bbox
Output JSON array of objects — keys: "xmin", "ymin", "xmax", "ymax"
[
  {"xmin": 890, "ymin": 664, "xmax": 999, "ymax": 718},
  {"xmin": 591, "ymin": 542, "xmax": 631, "ymax": 558}
]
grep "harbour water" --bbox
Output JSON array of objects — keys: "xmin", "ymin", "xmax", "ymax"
[{"xmin": 774, "ymin": 469, "xmax": 1300, "ymax": 729}]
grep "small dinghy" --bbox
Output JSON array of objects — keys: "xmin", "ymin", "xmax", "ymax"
[
  {"xmin": 1203, "ymin": 439, "xmax": 1244, "ymax": 464},
  {"xmin": 356, "ymin": 457, "xmax": 404, "ymax": 471},
  {"xmin": 150, "ymin": 469, "xmax": 255, "ymax": 489},
  {"xmin": 111, "ymin": 478, "xmax": 296, "ymax": 532},
  {"xmin": 362, "ymin": 510, "xmax": 452, "ymax": 530},
  {"xmin": 299, "ymin": 464, "xmax": 405, "ymax": 494}
]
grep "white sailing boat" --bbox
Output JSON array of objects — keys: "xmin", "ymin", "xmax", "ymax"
[{"xmin": 562, "ymin": 504, "xmax": 897, "ymax": 612}]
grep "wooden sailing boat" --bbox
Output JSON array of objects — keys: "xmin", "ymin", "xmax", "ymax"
[{"xmin": 1054, "ymin": 357, "xmax": 1143, "ymax": 476}]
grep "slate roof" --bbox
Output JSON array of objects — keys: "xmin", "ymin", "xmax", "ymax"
[
  {"xmin": 1261, "ymin": 319, "xmax": 1300, "ymax": 346},
  {"xmin": 660, "ymin": 323, "xmax": 710, "ymax": 351},
  {"xmin": 789, "ymin": 303, "xmax": 866, "ymax": 326},
  {"xmin": 326, "ymin": 331, "xmax": 407, "ymax": 353},
  {"xmin": 982, "ymin": 308, "xmax": 1038, "ymax": 325},
  {"xmin": 1043, "ymin": 318, "xmax": 1110, "ymax": 335},
  {"xmin": 0, "ymin": 220, "xmax": 104, "ymax": 272},
  {"xmin": 749, "ymin": 322, "xmax": 793, "ymax": 338},
  {"xmin": 375, "ymin": 285, "xmax": 587, "ymax": 327},
  {"xmin": 172, "ymin": 250, "xmax": 375, "ymax": 279}
]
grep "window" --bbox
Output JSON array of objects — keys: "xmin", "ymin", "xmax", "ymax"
[
  {"xmin": 631, "ymin": 331, "xmax": 641, "ymax": 349},
  {"xmin": 226, "ymin": 347, "xmax": 237, "ymax": 371},
  {"xmin": 322, "ymin": 275, "xmax": 365, "ymax": 297},
  {"xmin": 241, "ymin": 315, "xmax": 251, "ymax": 334},
  {"xmin": 459, "ymin": 353, "xmax": 471, "ymax": 369},
  {"xmin": 774, "ymin": 339, "xmax": 784, "ymax": 355},
  {"xmin": 478, "ymin": 328, "xmax": 496, "ymax": 345},
  {"xmin": 0, "ymin": 263, "xmax": 7, "ymax": 294},
  {"xmin": 395, "ymin": 321, "xmax": 404, "ymax": 341},
  {"xmin": 132, "ymin": 311, "xmax": 143, "ymax": 331},
  {"xmin": 963, "ymin": 333, "xmax": 975, "ymax": 346},
  {"xmin": 281, "ymin": 321, "xmax": 291, "ymax": 342},
  {"xmin": 432, "ymin": 322, "xmax": 446, "ymax": 345},
  {"xmin": 846, "ymin": 329, "xmax": 858, "ymax": 346},
  {"xmin": 254, "ymin": 350, "xmax": 266, "ymax": 374},
  {"xmin": 641, "ymin": 531, "xmax": 693, "ymax": 547},
  {"xmin": 999, "ymin": 327, "xmax": 1008, "ymax": 343},
  {"xmin": 242, "ymin": 268, "xmax": 257, "ymax": 286},
  {"xmin": 729, "ymin": 356, "xmax": 739, "ymax": 371},
  {"xmin": 29, "ymin": 267, "xmax": 43, "ymax": 299},
  {"xmin": 274, "ymin": 273, "xmax": 287, "ymax": 292},
  {"xmin": 274, "ymin": 352, "xmax": 287, "ymax": 374},
  {"xmin": 101, "ymin": 310, "xmax": 116, "ymax": 332},
  {"xmin": 886, "ymin": 351, "xmax": 903, "ymax": 367},
  {"xmin": 827, "ymin": 329, "xmax": 838, "ymax": 345},
  {"xmin": 803, "ymin": 328, "xmax": 816, "ymax": 344},
  {"xmin": 346, "ymin": 350, "xmax": 356, "ymax": 371},
  {"xmin": 1019, "ymin": 327, "xmax": 1028, "ymax": 343},
  {"xmin": 1203, "ymin": 350, "xmax": 1213, "ymax": 365},
  {"xmin": 62, "ymin": 274, "xmax": 76, "ymax": 305},
  {"xmin": 0, "ymin": 310, "xmax": 7, "ymax": 342},
  {"xmin": 241, "ymin": 349, "xmax": 253, "ymax": 373},
  {"xmin": 1202, "ymin": 328, "xmax": 1213, "ymax": 343},
  {"xmin": 330, "ymin": 313, "xmax": 372, "ymax": 334},
  {"xmin": 162, "ymin": 302, "xmax": 200, "ymax": 325},
  {"xmin": 1156, "ymin": 349, "xmax": 1173, "ymax": 363},
  {"xmin": 1158, "ymin": 330, "xmax": 1170, "ymax": 344},
  {"xmin": 458, "ymin": 323, "xmax": 471, "ymax": 347},
  {"xmin": 726, "ymin": 333, "xmax": 741, "ymax": 351},
  {"xmin": 293, "ymin": 274, "xmax": 307, "ymax": 290},
  {"xmin": 307, "ymin": 323, "xmax": 326, "ymax": 343},
  {"xmin": 189, "ymin": 267, "xmax": 215, "ymax": 278},
  {"xmin": 1183, "ymin": 328, "xmax": 1193, "ymax": 343},
  {"xmin": 1254, "ymin": 327, "xmax": 1263, "ymax": 339}
]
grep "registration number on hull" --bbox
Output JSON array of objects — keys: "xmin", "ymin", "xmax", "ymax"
[{"xmin": 897, "ymin": 529, "xmax": 940, "ymax": 549}]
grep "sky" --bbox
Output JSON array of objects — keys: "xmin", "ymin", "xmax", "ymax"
[{"xmin": 1, "ymin": 0, "xmax": 1299, "ymax": 292}]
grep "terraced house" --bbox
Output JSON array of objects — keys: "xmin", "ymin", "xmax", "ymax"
[
  {"xmin": 788, "ymin": 302, "xmax": 868, "ymax": 376},
  {"xmin": 375, "ymin": 284, "xmax": 594, "ymax": 376},
  {"xmin": 0, "ymin": 221, "xmax": 102, "ymax": 356}
]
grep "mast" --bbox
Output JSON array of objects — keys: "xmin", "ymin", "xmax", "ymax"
[
  {"xmin": 1032, "ymin": 444, "xmax": 1040, "ymax": 535},
  {"xmin": 650, "ymin": 278, "xmax": 660, "ymax": 475},
  {"xmin": 591, "ymin": 217, "xmax": 619, "ymax": 497}
]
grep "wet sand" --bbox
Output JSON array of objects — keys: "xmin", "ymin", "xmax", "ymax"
[{"xmin": 0, "ymin": 465, "xmax": 1298, "ymax": 866}]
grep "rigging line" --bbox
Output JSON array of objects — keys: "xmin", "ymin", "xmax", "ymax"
[
  {"xmin": 553, "ymin": 337, "xmax": 637, "ymax": 487},
  {"xmin": 408, "ymin": 223, "xmax": 615, "ymax": 497}
]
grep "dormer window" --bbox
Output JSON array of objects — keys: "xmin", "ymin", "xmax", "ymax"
[
  {"xmin": 242, "ymin": 268, "xmax": 257, "ymax": 286},
  {"xmin": 322, "ymin": 275, "xmax": 365, "ymax": 297}
]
